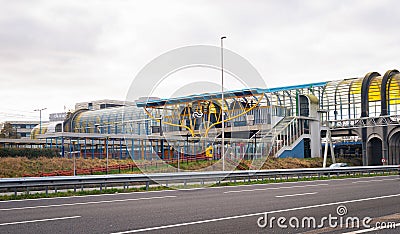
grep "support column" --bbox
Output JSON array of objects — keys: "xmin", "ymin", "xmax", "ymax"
[{"xmin": 382, "ymin": 126, "xmax": 389, "ymax": 165}]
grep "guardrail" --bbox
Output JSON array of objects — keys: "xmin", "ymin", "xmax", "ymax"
[{"xmin": 0, "ymin": 166, "xmax": 398, "ymax": 196}]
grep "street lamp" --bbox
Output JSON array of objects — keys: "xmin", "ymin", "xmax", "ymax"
[
  {"xmin": 34, "ymin": 108, "xmax": 47, "ymax": 134},
  {"xmin": 220, "ymin": 36, "xmax": 226, "ymax": 171}
]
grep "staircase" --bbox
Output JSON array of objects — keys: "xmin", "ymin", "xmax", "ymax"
[{"xmin": 254, "ymin": 116, "xmax": 307, "ymax": 157}]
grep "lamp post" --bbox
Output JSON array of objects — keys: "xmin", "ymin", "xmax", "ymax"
[
  {"xmin": 220, "ymin": 36, "xmax": 226, "ymax": 171},
  {"xmin": 34, "ymin": 108, "xmax": 47, "ymax": 134}
]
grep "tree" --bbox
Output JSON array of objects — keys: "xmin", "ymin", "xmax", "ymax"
[{"xmin": 0, "ymin": 122, "xmax": 18, "ymax": 139}]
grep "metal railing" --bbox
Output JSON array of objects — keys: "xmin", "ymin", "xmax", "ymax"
[
  {"xmin": 328, "ymin": 114, "xmax": 400, "ymax": 130},
  {"xmin": 256, "ymin": 116, "xmax": 311, "ymax": 157},
  {"xmin": 0, "ymin": 166, "xmax": 398, "ymax": 196}
]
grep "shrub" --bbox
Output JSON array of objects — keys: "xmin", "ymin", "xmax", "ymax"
[{"xmin": 0, "ymin": 148, "xmax": 60, "ymax": 158}]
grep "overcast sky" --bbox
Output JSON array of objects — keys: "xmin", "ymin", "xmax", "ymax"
[{"xmin": 1, "ymin": 0, "xmax": 399, "ymax": 122}]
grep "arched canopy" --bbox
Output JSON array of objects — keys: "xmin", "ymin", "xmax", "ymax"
[
  {"xmin": 71, "ymin": 106, "xmax": 150, "ymax": 135},
  {"xmin": 368, "ymin": 75, "xmax": 383, "ymax": 117},
  {"xmin": 386, "ymin": 73, "xmax": 400, "ymax": 115},
  {"xmin": 322, "ymin": 78, "xmax": 363, "ymax": 121}
]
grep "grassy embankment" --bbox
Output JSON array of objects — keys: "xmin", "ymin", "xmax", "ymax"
[
  {"xmin": 1, "ymin": 156, "xmax": 395, "ymax": 201},
  {"xmin": 0, "ymin": 156, "xmax": 362, "ymax": 178}
]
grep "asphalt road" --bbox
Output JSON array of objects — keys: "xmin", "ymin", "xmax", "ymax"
[{"xmin": 0, "ymin": 175, "xmax": 399, "ymax": 233}]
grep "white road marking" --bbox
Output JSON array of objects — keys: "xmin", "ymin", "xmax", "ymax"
[
  {"xmin": 110, "ymin": 193, "xmax": 400, "ymax": 233},
  {"xmin": 352, "ymin": 178, "xmax": 399, "ymax": 184},
  {"xmin": 224, "ymin": 184, "xmax": 328, "ymax": 194},
  {"xmin": 0, "ymin": 216, "xmax": 81, "ymax": 226},
  {"xmin": 0, "ymin": 190, "xmax": 172, "ymax": 203},
  {"xmin": 0, "ymin": 195, "xmax": 176, "ymax": 211},
  {"xmin": 342, "ymin": 222, "xmax": 400, "ymax": 234},
  {"xmin": 275, "ymin": 192, "xmax": 317, "ymax": 198}
]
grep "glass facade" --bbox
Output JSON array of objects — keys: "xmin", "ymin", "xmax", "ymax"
[
  {"xmin": 32, "ymin": 70, "xmax": 400, "ymax": 137},
  {"xmin": 70, "ymin": 106, "xmax": 156, "ymax": 135}
]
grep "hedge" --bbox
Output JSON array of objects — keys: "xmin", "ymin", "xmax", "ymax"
[{"xmin": 0, "ymin": 148, "xmax": 60, "ymax": 158}]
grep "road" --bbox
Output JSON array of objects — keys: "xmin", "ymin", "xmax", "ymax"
[{"xmin": 0, "ymin": 175, "xmax": 399, "ymax": 233}]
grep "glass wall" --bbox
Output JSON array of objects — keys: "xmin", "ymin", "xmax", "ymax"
[
  {"xmin": 387, "ymin": 74, "xmax": 400, "ymax": 116},
  {"xmin": 71, "ymin": 106, "xmax": 155, "ymax": 135},
  {"xmin": 322, "ymin": 78, "xmax": 363, "ymax": 121},
  {"xmin": 66, "ymin": 71, "xmax": 400, "ymax": 136},
  {"xmin": 368, "ymin": 75, "xmax": 382, "ymax": 117}
]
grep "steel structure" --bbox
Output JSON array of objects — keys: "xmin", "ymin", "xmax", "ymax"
[{"xmin": 13, "ymin": 69, "xmax": 400, "ymax": 166}]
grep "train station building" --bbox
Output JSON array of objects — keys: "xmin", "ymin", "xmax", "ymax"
[{"xmin": 2, "ymin": 69, "xmax": 399, "ymax": 166}]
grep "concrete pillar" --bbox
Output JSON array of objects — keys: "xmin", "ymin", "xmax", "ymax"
[{"xmin": 310, "ymin": 120, "xmax": 321, "ymax": 158}]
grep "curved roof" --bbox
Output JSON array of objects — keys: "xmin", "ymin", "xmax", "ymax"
[{"xmin": 136, "ymin": 81, "xmax": 328, "ymax": 107}]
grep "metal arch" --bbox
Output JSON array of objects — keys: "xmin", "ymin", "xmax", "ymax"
[
  {"xmin": 204, "ymin": 94, "xmax": 265, "ymax": 136},
  {"xmin": 85, "ymin": 115, "xmax": 90, "ymax": 133},
  {"xmin": 283, "ymin": 90, "xmax": 294, "ymax": 114},
  {"xmin": 334, "ymin": 79, "xmax": 347, "ymax": 120},
  {"xmin": 381, "ymin": 69, "xmax": 399, "ymax": 116},
  {"xmin": 361, "ymin": 72, "xmax": 381, "ymax": 117},
  {"xmin": 315, "ymin": 86, "xmax": 323, "ymax": 107},
  {"xmin": 224, "ymin": 99, "xmax": 230, "ymax": 110},
  {"xmin": 348, "ymin": 78, "xmax": 358, "ymax": 119},
  {"xmin": 144, "ymin": 94, "xmax": 264, "ymax": 137},
  {"xmin": 66, "ymin": 109, "xmax": 88, "ymax": 133},
  {"xmin": 308, "ymin": 85, "xmax": 315, "ymax": 95},
  {"xmin": 387, "ymin": 77, "xmax": 395, "ymax": 115},
  {"xmin": 320, "ymin": 83, "xmax": 328, "ymax": 111},
  {"xmin": 100, "ymin": 111, "xmax": 106, "ymax": 133},
  {"xmin": 263, "ymin": 93, "xmax": 271, "ymax": 106},
  {"xmin": 273, "ymin": 92, "xmax": 283, "ymax": 106},
  {"xmin": 361, "ymin": 71, "xmax": 381, "ymax": 166},
  {"xmin": 107, "ymin": 110, "xmax": 112, "ymax": 134}
]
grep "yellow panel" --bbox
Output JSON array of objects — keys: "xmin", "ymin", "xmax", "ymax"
[
  {"xmin": 388, "ymin": 76, "xmax": 400, "ymax": 104},
  {"xmin": 368, "ymin": 76, "xmax": 382, "ymax": 102},
  {"xmin": 209, "ymin": 102, "xmax": 217, "ymax": 114},
  {"xmin": 350, "ymin": 78, "xmax": 363, "ymax": 95}
]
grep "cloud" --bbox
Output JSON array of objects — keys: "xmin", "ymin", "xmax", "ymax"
[{"xmin": 1, "ymin": 0, "xmax": 400, "ymax": 122}]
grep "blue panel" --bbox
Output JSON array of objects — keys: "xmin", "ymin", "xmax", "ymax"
[
  {"xmin": 266, "ymin": 82, "xmax": 327, "ymax": 93},
  {"xmin": 279, "ymin": 139, "xmax": 305, "ymax": 158}
]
